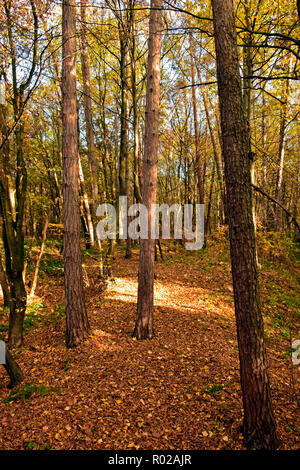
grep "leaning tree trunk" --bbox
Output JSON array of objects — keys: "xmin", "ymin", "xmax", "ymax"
[
  {"xmin": 62, "ymin": 0, "xmax": 90, "ymax": 348},
  {"xmin": 133, "ymin": 0, "xmax": 162, "ymax": 340},
  {"xmin": 211, "ymin": 0, "xmax": 279, "ymax": 450},
  {"xmin": 3, "ymin": 347, "xmax": 23, "ymax": 389}
]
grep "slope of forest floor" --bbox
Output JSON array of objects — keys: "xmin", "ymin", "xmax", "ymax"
[{"xmin": 0, "ymin": 230, "xmax": 299, "ymax": 450}]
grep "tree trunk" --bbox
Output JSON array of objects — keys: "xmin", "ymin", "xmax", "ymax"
[
  {"xmin": 211, "ymin": 0, "xmax": 279, "ymax": 450},
  {"xmin": 193, "ymin": 56, "xmax": 226, "ymax": 223},
  {"xmin": 133, "ymin": 0, "xmax": 162, "ymax": 340},
  {"xmin": 189, "ymin": 34, "xmax": 203, "ymax": 205},
  {"xmin": 3, "ymin": 347, "xmax": 23, "ymax": 389},
  {"xmin": 80, "ymin": 0, "xmax": 99, "ymax": 213},
  {"xmin": 118, "ymin": 27, "xmax": 129, "ymax": 200},
  {"xmin": 79, "ymin": 154, "xmax": 95, "ymax": 248},
  {"xmin": 131, "ymin": 16, "xmax": 142, "ymax": 204},
  {"xmin": 62, "ymin": 0, "xmax": 90, "ymax": 348},
  {"xmin": 1, "ymin": 0, "xmax": 38, "ymax": 348},
  {"xmin": 274, "ymin": 54, "xmax": 292, "ymax": 231},
  {"xmin": 0, "ymin": 252, "xmax": 10, "ymax": 309},
  {"xmin": 29, "ymin": 218, "xmax": 48, "ymax": 298}
]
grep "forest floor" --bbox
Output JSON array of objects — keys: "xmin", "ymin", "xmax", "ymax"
[{"xmin": 0, "ymin": 230, "xmax": 299, "ymax": 450}]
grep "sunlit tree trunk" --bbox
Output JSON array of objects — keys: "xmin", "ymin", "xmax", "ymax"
[
  {"xmin": 62, "ymin": 0, "xmax": 90, "ymax": 348},
  {"xmin": 274, "ymin": 54, "xmax": 292, "ymax": 231},
  {"xmin": 133, "ymin": 0, "xmax": 162, "ymax": 340}
]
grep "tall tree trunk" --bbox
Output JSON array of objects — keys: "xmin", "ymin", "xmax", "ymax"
[
  {"xmin": 189, "ymin": 34, "xmax": 203, "ymax": 205},
  {"xmin": 131, "ymin": 15, "xmax": 142, "ymax": 204},
  {"xmin": 261, "ymin": 87, "xmax": 268, "ymax": 226},
  {"xmin": 274, "ymin": 54, "xmax": 292, "ymax": 231},
  {"xmin": 133, "ymin": 0, "xmax": 162, "ymax": 340},
  {"xmin": 124, "ymin": 49, "xmax": 131, "ymax": 259},
  {"xmin": 118, "ymin": 27, "xmax": 129, "ymax": 200},
  {"xmin": 1, "ymin": 0, "xmax": 38, "ymax": 348},
  {"xmin": 211, "ymin": 0, "xmax": 279, "ymax": 450},
  {"xmin": 62, "ymin": 0, "xmax": 90, "ymax": 348},
  {"xmin": 80, "ymin": 0, "xmax": 99, "ymax": 214},
  {"xmin": 80, "ymin": 0, "xmax": 106, "ymax": 267},
  {"xmin": 193, "ymin": 56, "xmax": 226, "ymax": 223}
]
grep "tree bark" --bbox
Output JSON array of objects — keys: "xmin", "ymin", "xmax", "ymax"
[
  {"xmin": 62, "ymin": 0, "xmax": 90, "ymax": 348},
  {"xmin": 3, "ymin": 347, "xmax": 23, "ymax": 389},
  {"xmin": 274, "ymin": 54, "xmax": 292, "ymax": 231},
  {"xmin": 79, "ymin": 153, "xmax": 95, "ymax": 248},
  {"xmin": 133, "ymin": 0, "xmax": 162, "ymax": 340},
  {"xmin": 211, "ymin": 0, "xmax": 279, "ymax": 450},
  {"xmin": 189, "ymin": 34, "xmax": 203, "ymax": 205},
  {"xmin": 80, "ymin": 0, "xmax": 99, "ymax": 213},
  {"xmin": 29, "ymin": 218, "xmax": 48, "ymax": 298},
  {"xmin": 0, "ymin": 251, "xmax": 10, "ymax": 309}
]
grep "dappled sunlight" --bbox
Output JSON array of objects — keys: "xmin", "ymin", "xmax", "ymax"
[{"xmin": 105, "ymin": 275, "xmax": 235, "ymax": 320}]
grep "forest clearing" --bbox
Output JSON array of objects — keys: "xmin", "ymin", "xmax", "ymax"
[
  {"xmin": 0, "ymin": 233, "xmax": 299, "ymax": 450},
  {"xmin": 0, "ymin": 0, "xmax": 299, "ymax": 455}
]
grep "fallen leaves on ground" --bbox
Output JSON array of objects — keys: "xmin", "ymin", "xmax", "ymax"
[{"xmin": 0, "ymin": 235, "xmax": 299, "ymax": 450}]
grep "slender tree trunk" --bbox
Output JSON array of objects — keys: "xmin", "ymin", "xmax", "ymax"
[
  {"xmin": 193, "ymin": 57, "xmax": 226, "ymax": 223},
  {"xmin": 211, "ymin": 0, "xmax": 279, "ymax": 450},
  {"xmin": 189, "ymin": 34, "xmax": 203, "ymax": 205},
  {"xmin": 125, "ymin": 54, "xmax": 131, "ymax": 259},
  {"xmin": 118, "ymin": 28, "xmax": 129, "ymax": 200},
  {"xmin": 79, "ymin": 154, "xmax": 95, "ymax": 248},
  {"xmin": 133, "ymin": 0, "xmax": 162, "ymax": 340},
  {"xmin": 62, "ymin": 0, "xmax": 90, "ymax": 348},
  {"xmin": 1, "ymin": 0, "xmax": 38, "ymax": 348},
  {"xmin": 274, "ymin": 54, "xmax": 292, "ymax": 231},
  {"xmin": 80, "ymin": 0, "xmax": 99, "ymax": 212},
  {"xmin": 205, "ymin": 161, "xmax": 215, "ymax": 234},
  {"xmin": 0, "ymin": 252, "xmax": 10, "ymax": 309},
  {"xmin": 131, "ymin": 17, "xmax": 142, "ymax": 204},
  {"xmin": 261, "ymin": 88, "xmax": 268, "ymax": 226},
  {"xmin": 293, "ymin": 159, "xmax": 300, "ymax": 225},
  {"xmin": 29, "ymin": 218, "xmax": 48, "ymax": 298},
  {"xmin": 80, "ymin": 0, "xmax": 106, "ymax": 268}
]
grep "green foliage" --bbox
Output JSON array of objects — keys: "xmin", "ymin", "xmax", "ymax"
[
  {"xmin": 55, "ymin": 303, "xmax": 66, "ymax": 316},
  {"xmin": 39, "ymin": 253, "xmax": 64, "ymax": 276},
  {"xmin": 201, "ymin": 384, "xmax": 224, "ymax": 395},
  {"xmin": 258, "ymin": 231, "xmax": 300, "ymax": 267},
  {"xmin": 26, "ymin": 440, "xmax": 51, "ymax": 450},
  {"xmin": 82, "ymin": 247, "xmax": 97, "ymax": 258},
  {"xmin": 63, "ymin": 357, "xmax": 72, "ymax": 371},
  {"xmin": 24, "ymin": 302, "xmax": 45, "ymax": 329},
  {"xmin": 4, "ymin": 382, "xmax": 61, "ymax": 404},
  {"xmin": 0, "ymin": 302, "xmax": 45, "ymax": 336}
]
